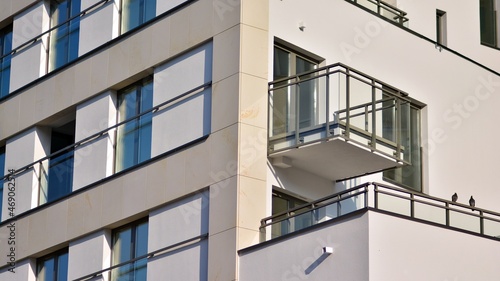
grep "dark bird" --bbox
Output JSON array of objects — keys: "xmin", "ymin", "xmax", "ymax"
[
  {"xmin": 452, "ymin": 193, "xmax": 458, "ymax": 202},
  {"xmin": 469, "ymin": 196, "xmax": 476, "ymax": 210}
]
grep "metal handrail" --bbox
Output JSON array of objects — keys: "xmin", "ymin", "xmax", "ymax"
[
  {"xmin": 260, "ymin": 182, "xmax": 500, "ymax": 241},
  {"xmin": 0, "ymin": 81, "xmax": 211, "ymax": 183},
  {"xmin": 73, "ymin": 233, "xmax": 208, "ymax": 281},
  {"xmin": 269, "ymin": 62, "xmax": 410, "ymax": 98},
  {"xmin": 0, "ymin": 0, "xmax": 110, "ymax": 63},
  {"xmin": 350, "ymin": 0, "xmax": 409, "ymax": 24}
]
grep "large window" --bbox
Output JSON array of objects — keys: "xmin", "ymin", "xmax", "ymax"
[
  {"xmin": 111, "ymin": 220, "xmax": 149, "ymax": 281},
  {"xmin": 480, "ymin": 0, "xmax": 499, "ymax": 48},
  {"xmin": 0, "ymin": 25, "xmax": 12, "ymax": 98},
  {"xmin": 115, "ymin": 78, "xmax": 153, "ymax": 172},
  {"xmin": 0, "ymin": 147, "xmax": 5, "ymax": 219},
  {"xmin": 272, "ymin": 45, "xmax": 319, "ymax": 136},
  {"xmin": 40, "ymin": 121, "xmax": 75, "ymax": 205},
  {"xmin": 271, "ymin": 191, "xmax": 310, "ymax": 238},
  {"xmin": 49, "ymin": 0, "xmax": 81, "ymax": 71},
  {"xmin": 37, "ymin": 249, "xmax": 69, "ymax": 281},
  {"xmin": 383, "ymin": 104, "xmax": 422, "ymax": 192},
  {"xmin": 121, "ymin": 0, "xmax": 156, "ymax": 33}
]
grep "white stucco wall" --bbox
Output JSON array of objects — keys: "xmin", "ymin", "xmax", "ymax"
[
  {"xmin": 239, "ymin": 212, "xmax": 370, "ymax": 281},
  {"xmin": 269, "ymin": 0, "xmax": 500, "ymax": 211}
]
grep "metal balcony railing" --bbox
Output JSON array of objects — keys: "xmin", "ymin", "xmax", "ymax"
[
  {"xmin": 269, "ymin": 62, "xmax": 414, "ymax": 164},
  {"xmin": 260, "ymin": 183, "xmax": 500, "ymax": 242},
  {"xmin": 1, "ymin": 82, "xmax": 211, "ymax": 216},
  {"xmin": 348, "ymin": 0, "xmax": 409, "ymax": 26}
]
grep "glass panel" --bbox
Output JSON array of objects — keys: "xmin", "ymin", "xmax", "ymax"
[
  {"xmin": 0, "ymin": 27, "xmax": 12, "ymax": 98},
  {"xmin": 112, "ymin": 221, "xmax": 148, "ymax": 281},
  {"xmin": 112, "ymin": 227, "xmax": 133, "ymax": 281},
  {"xmin": 296, "ymin": 57, "xmax": 316, "ymax": 129},
  {"xmin": 122, "ymin": 0, "xmax": 157, "ymax": 33},
  {"xmin": 49, "ymin": 0, "xmax": 80, "ymax": 71},
  {"xmin": 56, "ymin": 252, "xmax": 69, "ymax": 281},
  {"xmin": 38, "ymin": 257, "xmax": 55, "ymax": 281},
  {"xmin": 480, "ymin": 0, "xmax": 497, "ymax": 46},
  {"xmin": 116, "ymin": 80, "xmax": 153, "ymax": 172},
  {"xmin": 134, "ymin": 222, "xmax": 148, "ymax": 281},
  {"xmin": 46, "ymin": 150, "xmax": 74, "ymax": 203},
  {"xmin": 271, "ymin": 47, "xmax": 290, "ymax": 137}
]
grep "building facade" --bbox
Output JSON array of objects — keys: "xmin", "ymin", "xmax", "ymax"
[{"xmin": 0, "ymin": 0, "xmax": 498, "ymax": 280}]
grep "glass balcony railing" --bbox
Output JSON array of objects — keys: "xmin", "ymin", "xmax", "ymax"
[
  {"xmin": 269, "ymin": 63, "xmax": 415, "ymax": 165},
  {"xmin": 348, "ymin": 0, "xmax": 409, "ymax": 27},
  {"xmin": 260, "ymin": 183, "xmax": 500, "ymax": 242}
]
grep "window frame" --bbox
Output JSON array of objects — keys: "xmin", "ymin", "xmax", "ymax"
[
  {"xmin": 36, "ymin": 248, "xmax": 69, "ymax": 281},
  {"xmin": 480, "ymin": 0, "xmax": 499, "ymax": 49},
  {"xmin": 0, "ymin": 25, "xmax": 12, "ymax": 98},
  {"xmin": 110, "ymin": 218, "xmax": 149, "ymax": 281},
  {"xmin": 272, "ymin": 42, "xmax": 323, "ymax": 137},
  {"xmin": 121, "ymin": 0, "xmax": 157, "ymax": 34},
  {"xmin": 382, "ymin": 102, "xmax": 423, "ymax": 192},
  {"xmin": 115, "ymin": 77, "xmax": 154, "ymax": 173},
  {"xmin": 48, "ymin": 0, "xmax": 81, "ymax": 71}
]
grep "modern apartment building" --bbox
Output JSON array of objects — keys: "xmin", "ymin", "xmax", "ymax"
[{"xmin": 0, "ymin": 0, "xmax": 499, "ymax": 280}]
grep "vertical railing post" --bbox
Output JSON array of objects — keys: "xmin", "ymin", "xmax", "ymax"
[
  {"xmin": 395, "ymin": 95, "xmax": 402, "ymax": 160},
  {"xmin": 480, "ymin": 211, "xmax": 484, "ymax": 235},
  {"xmin": 410, "ymin": 193, "xmax": 415, "ymax": 218},
  {"xmin": 337, "ymin": 194, "xmax": 341, "ymax": 216},
  {"xmin": 326, "ymin": 72, "xmax": 330, "ymax": 137},
  {"xmin": 374, "ymin": 184, "xmax": 379, "ymax": 209},
  {"xmin": 295, "ymin": 78, "xmax": 300, "ymax": 145},
  {"xmin": 445, "ymin": 203, "xmax": 450, "ymax": 227},
  {"xmin": 345, "ymin": 69, "xmax": 350, "ymax": 138},
  {"xmin": 377, "ymin": 0, "xmax": 381, "ymax": 15},
  {"xmin": 371, "ymin": 80, "xmax": 376, "ymax": 150}
]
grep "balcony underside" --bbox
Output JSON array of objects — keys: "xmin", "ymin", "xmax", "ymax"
[{"xmin": 269, "ymin": 136, "xmax": 403, "ymax": 181}]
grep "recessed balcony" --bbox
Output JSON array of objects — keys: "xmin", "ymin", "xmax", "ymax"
[{"xmin": 268, "ymin": 63, "xmax": 419, "ymax": 181}]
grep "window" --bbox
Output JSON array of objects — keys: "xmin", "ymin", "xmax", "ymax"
[
  {"xmin": 121, "ymin": 0, "xmax": 157, "ymax": 33},
  {"xmin": 436, "ymin": 10, "xmax": 447, "ymax": 46},
  {"xmin": 49, "ymin": 0, "xmax": 81, "ymax": 71},
  {"xmin": 115, "ymin": 78, "xmax": 153, "ymax": 172},
  {"xmin": 480, "ymin": 0, "xmax": 499, "ymax": 48},
  {"xmin": 111, "ymin": 220, "xmax": 148, "ymax": 281},
  {"xmin": 0, "ymin": 25, "xmax": 12, "ymax": 98},
  {"xmin": 272, "ymin": 45, "xmax": 319, "ymax": 136},
  {"xmin": 271, "ymin": 191, "xmax": 310, "ymax": 237},
  {"xmin": 37, "ymin": 249, "xmax": 69, "ymax": 281},
  {"xmin": 40, "ymin": 121, "xmax": 75, "ymax": 204},
  {"xmin": 383, "ymin": 104, "xmax": 422, "ymax": 192},
  {"xmin": 0, "ymin": 147, "xmax": 5, "ymax": 219}
]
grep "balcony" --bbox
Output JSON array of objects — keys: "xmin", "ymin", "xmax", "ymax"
[
  {"xmin": 348, "ymin": 0, "xmax": 409, "ymax": 27},
  {"xmin": 260, "ymin": 182, "xmax": 500, "ymax": 241},
  {"xmin": 269, "ymin": 63, "xmax": 417, "ymax": 181}
]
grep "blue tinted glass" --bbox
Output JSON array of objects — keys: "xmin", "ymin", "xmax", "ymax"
[
  {"xmin": 144, "ymin": 0, "xmax": 157, "ymax": 22},
  {"xmin": 57, "ymin": 252, "xmax": 69, "ymax": 281},
  {"xmin": 122, "ymin": 0, "xmax": 156, "ymax": 33},
  {"xmin": 40, "ymin": 258, "xmax": 55, "ymax": 281},
  {"xmin": 47, "ymin": 151, "xmax": 74, "ymax": 202},
  {"xmin": 50, "ymin": 0, "xmax": 80, "ymax": 71},
  {"xmin": 116, "ymin": 80, "xmax": 153, "ymax": 172},
  {"xmin": 0, "ymin": 28, "xmax": 12, "ymax": 98},
  {"xmin": 112, "ymin": 227, "xmax": 133, "ymax": 281},
  {"xmin": 134, "ymin": 222, "xmax": 148, "ymax": 281}
]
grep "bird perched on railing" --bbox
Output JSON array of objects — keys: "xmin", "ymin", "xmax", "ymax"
[
  {"xmin": 452, "ymin": 193, "xmax": 458, "ymax": 202},
  {"xmin": 469, "ymin": 196, "xmax": 475, "ymax": 210}
]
